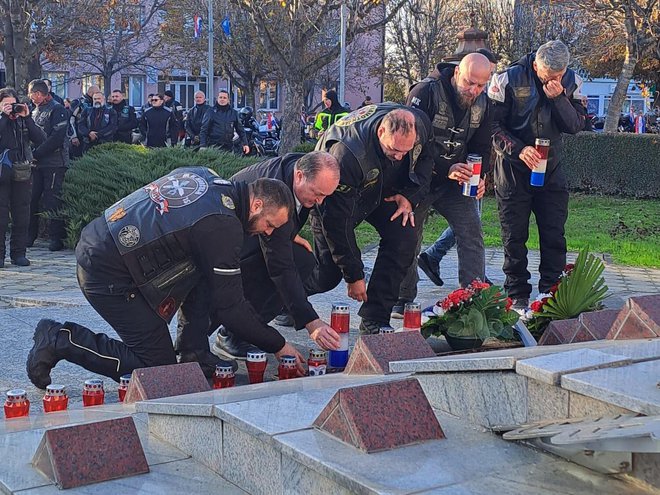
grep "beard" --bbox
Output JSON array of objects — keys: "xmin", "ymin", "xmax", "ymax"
[
  {"xmin": 246, "ymin": 212, "xmax": 262, "ymax": 235},
  {"xmin": 453, "ymin": 79, "xmax": 477, "ymax": 109},
  {"xmin": 93, "ymin": 102, "xmax": 102, "ymax": 108}
]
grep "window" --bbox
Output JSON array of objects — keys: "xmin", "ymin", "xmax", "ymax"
[
  {"xmin": 83, "ymin": 74, "xmax": 104, "ymax": 95},
  {"xmin": 586, "ymin": 96, "xmax": 599, "ymax": 116},
  {"xmin": 121, "ymin": 75, "xmax": 145, "ymax": 108},
  {"xmin": 235, "ymin": 87, "xmax": 246, "ymax": 108},
  {"xmin": 43, "ymin": 71, "xmax": 68, "ymax": 98},
  {"xmin": 259, "ymin": 80, "xmax": 278, "ymax": 110}
]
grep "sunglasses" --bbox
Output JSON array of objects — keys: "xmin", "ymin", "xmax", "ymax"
[{"xmin": 151, "ymin": 98, "xmax": 161, "ymax": 102}]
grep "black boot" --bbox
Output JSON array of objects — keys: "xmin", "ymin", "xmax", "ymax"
[{"xmin": 26, "ymin": 319, "xmax": 63, "ymax": 389}]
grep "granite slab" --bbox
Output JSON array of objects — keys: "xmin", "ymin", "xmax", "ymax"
[
  {"xmin": 32, "ymin": 417, "xmax": 149, "ymax": 489},
  {"xmin": 124, "ymin": 362, "xmax": 210, "ymax": 403},
  {"xmin": 137, "ymin": 372, "xmax": 407, "ymax": 417},
  {"xmin": 313, "ymin": 378, "xmax": 445, "ymax": 453},
  {"xmin": 390, "ymin": 355, "xmax": 516, "ymax": 373},
  {"xmin": 0, "ymin": 406, "xmax": 134, "ymax": 435},
  {"xmin": 516, "ymin": 349, "xmax": 632, "ymax": 385},
  {"xmin": 561, "ymin": 360, "xmax": 660, "ymax": 415},
  {"xmin": 344, "ymin": 332, "xmax": 436, "ymax": 375}
]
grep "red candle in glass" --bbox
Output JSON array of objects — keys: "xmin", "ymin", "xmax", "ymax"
[
  {"xmin": 330, "ymin": 304, "xmax": 350, "ymax": 332},
  {"xmin": 403, "ymin": 302, "xmax": 422, "ymax": 331},
  {"xmin": 246, "ymin": 351, "xmax": 267, "ymax": 384},
  {"xmin": 82, "ymin": 379, "xmax": 105, "ymax": 407},
  {"xmin": 43, "ymin": 384, "xmax": 68, "ymax": 413},
  {"xmin": 278, "ymin": 355, "xmax": 297, "ymax": 380},
  {"xmin": 307, "ymin": 349, "xmax": 327, "ymax": 376},
  {"xmin": 118, "ymin": 374, "xmax": 131, "ymax": 402},
  {"xmin": 4, "ymin": 389, "xmax": 30, "ymax": 419},
  {"xmin": 213, "ymin": 365, "xmax": 236, "ymax": 389}
]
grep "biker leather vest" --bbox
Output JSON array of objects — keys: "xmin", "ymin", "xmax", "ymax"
[
  {"xmin": 104, "ymin": 166, "xmax": 238, "ymax": 321},
  {"xmin": 318, "ymin": 103, "xmax": 430, "ymax": 211}
]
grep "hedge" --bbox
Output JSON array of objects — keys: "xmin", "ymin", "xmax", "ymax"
[
  {"xmin": 59, "ymin": 143, "xmax": 259, "ymax": 247},
  {"xmin": 562, "ymin": 132, "xmax": 660, "ymax": 199}
]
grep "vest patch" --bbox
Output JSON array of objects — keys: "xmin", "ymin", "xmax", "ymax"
[
  {"xmin": 118, "ymin": 225, "xmax": 140, "ymax": 248},
  {"xmin": 221, "ymin": 194, "xmax": 235, "ymax": 210},
  {"xmin": 336, "ymin": 105, "xmax": 377, "ymax": 127},
  {"xmin": 412, "ymin": 144, "xmax": 422, "ymax": 164},
  {"xmin": 514, "ymin": 86, "xmax": 531, "ymax": 99},
  {"xmin": 107, "ymin": 206, "xmax": 126, "ymax": 222},
  {"xmin": 335, "ymin": 184, "xmax": 352, "ymax": 193},
  {"xmin": 145, "ymin": 171, "xmax": 209, "ymax": 215}
]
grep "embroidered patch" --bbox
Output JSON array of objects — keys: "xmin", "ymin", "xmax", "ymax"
[
  {"xmin": 118, "ymin": 225, "xmax": 140, "ymax": 248},
  {"xmin": 365, "ymin": 168, "xmax": 380, "ymax": 182},
  {"xmin": 336, "ymin": 105, "xmax": 377, "ymax": 126},
  {"xmin": 144, "ymin": 171, "xmax": 209, "ymax": 215},
  {"xmin": 411, "ymin": 144, "xmax": 422, "ymax": 163},
  {"xmin": 221, "ymin": 194, "xmax": 235, "ymax": 210},
  {"xmin": 158, "ymin": 296, "xmax": 177, "ymax": 319},
  {"xmin": 513, "ymin": 86, "xmax": 531, "ymax": 99},
  {"xmin": 107, "ymin": 206, "xmax": 126, "ymax": 222},
  {"xmin": 335, "ymin": 184, "xmax": 352, "ymax": 193}
]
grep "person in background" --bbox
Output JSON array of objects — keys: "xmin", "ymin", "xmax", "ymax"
[
  {"xmin": 359, "ymin": 96, "xmax": 373, "ymax": 108},
  {"xmin": 43, "ymin": 79, "xmax": 64, "ymax": 106},
  {"xmin": 200, "ymin": 89, "xmax": 248, "ymax": 154},
  {"xmin": 314, "ymin": 90, "xmax": 349, "ymax": 135},
  {"xmin": 163, "ymin": 90, "xmax": 184, "ymax": 142},
  {"xmin": 184, "ymin": 91, "xmax": 210, "ymax": 147},
  {"xmin": 139, "ymin": 94, "xmax": 177, "ymax": 148},
  {"xmin": 109, "ymin": 90, "xmax": 138, "ymax": 144},
  {"xmin": 78, "ymin": 92, "xmax": 118, "ymax": 153}
]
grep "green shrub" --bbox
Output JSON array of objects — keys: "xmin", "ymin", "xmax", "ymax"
[
  {"xmin": 562, "ymin": 132, "xmax": 660, "ymax": 198},
  {"xmin": 60, "ymin": 144, "xmax": 259, "ymax": 247},
  {"xmin": 292, "ymin": 142, "xmax": 317, "ymax": 153}
]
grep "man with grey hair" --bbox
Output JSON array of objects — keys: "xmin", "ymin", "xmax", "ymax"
[
  {"xmin": 184, "ymin": 91, "xmax": 210, "ymax": 147},
  {"xmin": 488, "ymin": 40, "xmax": 585, "ymax": 310}
]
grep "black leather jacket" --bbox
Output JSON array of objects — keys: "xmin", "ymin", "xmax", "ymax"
[
  {"xmin": 111, "ymin": 101, "xmax": 138, "ymax": 144},
  {"xmin": 0, "ymin": 114, "xmax": 45, "ymax": 164},
  {"xmin": 489, "ymin": 53, "xmax": 585, "ymax": 176},
  {"xmin": 32, "ymin": 99, "xmax": 69, "ymax": 168},
  {"xmin": 201, "ymin": 104, "xmax": 246, "ymax": 148}
]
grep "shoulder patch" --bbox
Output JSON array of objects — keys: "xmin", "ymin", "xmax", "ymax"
[
  {"xmin": 107, "ymin": 206, "xmax": 126, "ymax": 222},
  {"xmin": 488, "ymin": 72, "xmax": 509, "ymax": 103},
  {"xmin": 221, "ymin": 194, "xmax": 235, "ymax": 209},
  {"xmin": 335, "ymin": 184, "xmax": 352, "ymax": 193},
  {"xmin": 336, "ymin": 105, "xmax": 377, "ymax": 127},
  {"xmin": 411, "ymin": 144, "xmax": 422, "ymax": 164}
]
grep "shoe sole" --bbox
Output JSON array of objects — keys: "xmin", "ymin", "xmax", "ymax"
[
  {"xmin": 211, "ymin": 342, "xmax": 248, "ymax": 361},
  {"xmin": 418, "ymin": 256, "xmax": 444, "ymax": 287},
  {"xmin": 391, "ymin": 311, "xmax": 404, "ymax": 320}
]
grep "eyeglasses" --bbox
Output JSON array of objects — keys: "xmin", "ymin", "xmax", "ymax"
[{"xmin": 151, "ymin": 98, "xmax": 161, "ymax": 102}]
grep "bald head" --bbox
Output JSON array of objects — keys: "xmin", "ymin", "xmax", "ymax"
[
  {"xmin": 453, "ymin": 53, "xmax": 491, "ymax": 108},
  {"xmin": 377, "ymin": 108, "xmax": 417, "ymax": 161}
]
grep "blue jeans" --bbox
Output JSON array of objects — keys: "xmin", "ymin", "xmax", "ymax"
[{"xmin": 398, "ymin": 183, "xmax": 485, "ymax": 302}]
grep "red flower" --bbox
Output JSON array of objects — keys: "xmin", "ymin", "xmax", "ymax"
[
  {"xmin": 505, "ymin": 297, "xmax": 513, "ymax": 311},
  {"xmin": 530, "ymin": 300, "xmax": 544, "ymax": 312},
  {"xmin": 469, "ymin": 280, "xmax": 491, "ymax": 291},
  {"xmin": 549, "ymin": 283, "xmax": 559, "ymax": 294},
  {"xmin": 564, "ymin": 263, "xmax": 575, "ymax": 272}
]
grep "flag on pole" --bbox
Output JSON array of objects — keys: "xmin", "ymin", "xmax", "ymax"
[
  {"xmin": 193, "ymin": 15, "xmax": 202, "ymax": 39},
  {"xmin": 221, "ymin": 16, "xmax": 231, "ymax": 38}
]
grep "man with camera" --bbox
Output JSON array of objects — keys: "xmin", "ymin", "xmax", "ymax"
[
  {"xmin": 27, "ymin": 79, "xmax": 70, "ymax": 252},
  {"xmin": 0, "ymin": 88, "xmax": 46, "ymax": 267}
]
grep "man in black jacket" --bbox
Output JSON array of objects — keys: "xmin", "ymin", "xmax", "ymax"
[
  {"xmin": 78, "ymin": 92, "xmax": 118, "ymax": 153},
  {"xmin": 109, "ymin": 90, "xmax": 138, "ymax": 144},
  {"xmin": 184, "ymin": 91, "xmax": 210, "ymax": 147},
  {"xmin": 140, "ymin": 94, "xmax": 177, "ymax": 147},
  {"xmin": 208, "ymin": 151, "xmax": 341, "ymax": 359},
  {"xmin": 0, "ymin": 88, "xmax": 46, "ymax": 267},
  {"xmin": 27, "ymin": 79, "xmax": 70, "ymax": 251},
  {"xmin": 69, "ymin": 85, "xmax": 98, "ymax": 159},
  {"xmin": 200, "ymin": 89, "xmax": 249, "ymax": 153},
  {"xmin": 488, "ymin": 40, "xmax": 584, "ymax": 308},
  {"xmin": 26, "ymin": 171, "xmax": 305, "ymax": 387},
  {"xmin": 163, "ymin": 90, "xmax": 184, "ymax": 142},
  {"xmin": 306, "ymin": 104, "xmax": 434, "ymax": 334},
  {"xmin": 396, "ymin": 52, "xmax": 492, "ymax": 309}
]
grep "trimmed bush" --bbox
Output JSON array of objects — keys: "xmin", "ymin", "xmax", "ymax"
[
  {"xmin": 562, "ymin": 132, "xmax": 660, "ymax": 198},
  {"xmin": 60, "ymin": 143, "xmax": 259, "ymax": 247},
  {"xmin": 292, "ymin": 142, "xmax": 317, "ymax": 153}
]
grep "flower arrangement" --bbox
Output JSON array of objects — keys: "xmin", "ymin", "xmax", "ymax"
[
  {"xmin": 522, "ymin": 249, "xmax": 608, "ymax": 337},
  {"xmin": 421, "ymin": 280, "xmax": 520, "ymax": 347}
]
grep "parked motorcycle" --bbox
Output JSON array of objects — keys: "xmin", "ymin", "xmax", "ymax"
[
  {"xmin": 255, "ymin": 109, "xmax": 281, "ymax": 156},
  {"xmin": 235, "ymin": 106, "xmax": 264, "ymax": 156}
]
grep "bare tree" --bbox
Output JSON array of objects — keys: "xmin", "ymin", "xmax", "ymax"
[{"xmin": 231, "ymin": 0, "xmax": 407, "ymax": 154}]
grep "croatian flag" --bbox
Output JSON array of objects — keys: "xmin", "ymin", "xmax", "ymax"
[
  {"xmin": 193, "ymin": 15, "xmax": 202, "ymax": 39},
  {"xmin": 267, "ymin": 112, "xmax": 275, "ymax": 130}
]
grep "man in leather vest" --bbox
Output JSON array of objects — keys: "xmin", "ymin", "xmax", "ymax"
[
  {"xmin": 195, "ymin": 152, "xmax": 342, "ymax": 358},
  {"xmin": 109, "ymin": 89, "xmax": 138, "ymax": 144},
  {"xmin": 305, "ymin": 104, "xmax": 434, "ymax": 334},
  {"xmin": 488, "ymin": 40, "xmax": 584, "ymax": 309},
  {"xmin": 184, "ymin": 91, "xmax": 211, "ymax": 147},
  {"xmin": 26, "ymin": 171, "xmax": 305, "ymax": 388},
  {"xmin": 27, "ymin": 79, "xmax": 70, "ymax": 252},
  {"xmin": 397, "ymin": 52, "xmax": 492, "ymax": 309},
  {"xmin": 78, "ymin": 92, "xmax": 118, "ymax": 153}
]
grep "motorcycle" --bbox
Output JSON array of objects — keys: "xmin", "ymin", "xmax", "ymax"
[
  {"xmin": 235, "ymin": 106, "xmax": 264, "ymax": 156},
  {"xmin": 255, "ymin": 109, "xmax": 281, "ymax": 156}
]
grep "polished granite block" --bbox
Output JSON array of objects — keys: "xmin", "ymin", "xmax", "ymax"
[
  {"xmin": 277, "ymin": 411, "xmax": 555, "ymax": 494},
  {"xmin": 416, "ymin": 372, "xmax": 528, "ymax": 428},
  {"xmin": 18, "ymin": 457, "xmax": 247, "ymax": 495},
  {"xmin": 608, "ymin": 308, "xmax": 658, "ymax": 340},
  {"xmin": 629, "ymin": 295, "xmax": 660, "ymax": 335},
  {"xmin": 313, "ymin": 378, "xmax": 445, "ymax": 453},
  {"xmin": 281, "ymin": 455, "xmax": 354, "ymax": 495},
  {"xmin": 0, "ymin": 407, "xmax": 134, "ymax": 435},
  {"xmin": 222, "ymin": 421, "xmax": 282, "ymax": 495},
  {"xmin": 124, "ymin": 362, "xmax": 210, "ymax": 404},
  {"xmin": 32, "ymin": 416, "xmax": 149, "ymax": 489},
  {"xmin": 516, "ymin": 349, "xmax": 631, "ymax": 385},
  {"xmin": 148, "ymin": 415, "xmax": 222, "ymax": 473},
  {"xmin": 561, "ymin": 360, "xmax": 660, "ymax": 415},
  {"xmin": 579, "ymin": 309, "xmax": 620, "ymax": 340},
  {"xmin": 538, "ymin": 318, "xmax": 581, "ymax": 345},
  {"xmin": 137, "ymin": 373, "xmax": 405, "ymax": 417},
  {"xmin": 344, "ymin": 332, "xmax": 436, "ymax": 375},
  {"xmin": 567, "ymin": 392, "xmax": 633, "ymax": 418},
  {"xmin": 390, "ymin": 355, "xmax": 516, "ymax": 373},
  {"xmin": 527, "ymin": 380, "xmax": 570, "ymax": 422}
]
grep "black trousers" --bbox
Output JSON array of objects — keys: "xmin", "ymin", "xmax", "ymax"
[
  {"xmin": 175, "ymin": 242, "xmax": 317, "ymax": 350},
  {"xmin": 28, "ymin": 167, "xmax": 67, "ymax": 244},
  {"xmin": 305, "ymin": 199, "xmax": 418, "ymax": 325},
  {"xmin": 0, "ymin": 168, "xmax": 32, "ymax": 259},
  {"xmin": 62, "ymin": 265, "xmax": 177, "ymax": 382},
  {"xmin": 494, "ymin": 161, "xmax": 569, "ymax": 299}
]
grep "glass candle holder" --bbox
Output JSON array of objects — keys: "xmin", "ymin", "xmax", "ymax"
[
  {"xmin": 328, "ymin": 303, "xmax": 350, "ymax": 368},
  {"xmin": 278, "ymin": 355, "xmax": 297, "ymax": 380},
  {"xmin": 531, "ymin": 138, "xmax": 550, "ymax": 186},
  {"xmin": 212, "ymin": 365, "xmax": 236, "ymax": 389},
  {"xmin": 246, "ymin": 351, "xmax": 267, "ymax": 384},
  {"xmin": 403, "ymin": 302, "xmax": 422, "ymax": 331},
  {"xmin": 307, "ymin": 349, "xmax": 327, "ymax": 376},
  {"xmin": 43, "ymin": 384, "xmax": 68, "ymax": 413},
  {"xmin": 82, "ymin": 379, "xmax": 105, "ymax": 407},
  {"xmin": 4, "ymin": 389, "xmax": 30, "ymax": 419},
  {"xmin": 118, "ymin": 374, "xmax": 131, "ymax": 402}
]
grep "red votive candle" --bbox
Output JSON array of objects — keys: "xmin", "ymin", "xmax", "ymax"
[
  {"xmin": 118, "ymin": 374, "xmax": 131, "ymax": 402},
  {"xmin": 403, "ymin": 302, "xmax": 422, "ymax": 331},
  {"xmin": 82, "ymin": 379, "xmax": 105, "ymax": 407},
  {"xmin": 246, "ymin": 351, "xmax": 267, "ymax": 384},
  {"xmin": 213, "ymin": 365, "xmax": 236, "ymax": 389},
  {"xmin": 307, "ymin": 349, "xmax": 327, "ymax": 376},
  {"xmin": 43, "ymin": 384, "xmax": 68, "ymax": 413},
  {"xmin": 4, "ymin": 389, "xmax": 30, "ymax": 419},
  {"xmin": 278, "ymin": 355, "xmax": 297, "ymax": 380}
]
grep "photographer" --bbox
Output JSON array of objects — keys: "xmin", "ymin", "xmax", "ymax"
[{"xmin": 0, "ymin": 88, "xmax": 46, "ymax": 267}]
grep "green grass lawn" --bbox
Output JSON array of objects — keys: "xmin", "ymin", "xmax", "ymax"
[{"xmin": 353, "ymin": 194, "xmax": 660, "ymax": 268}]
